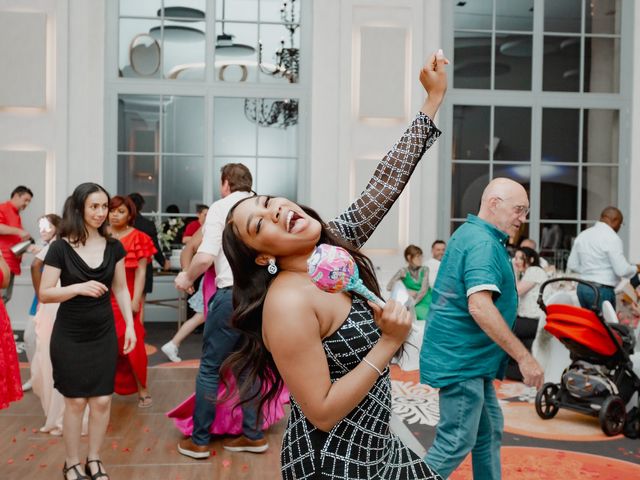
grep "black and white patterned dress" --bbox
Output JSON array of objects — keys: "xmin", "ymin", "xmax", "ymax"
[{"xmin": 280, "ymin": 112, "xmax": 443, "ymax": 479}]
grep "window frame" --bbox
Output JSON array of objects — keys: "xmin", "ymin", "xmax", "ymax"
[
  {"xmin": 440, "ymin": 0, "xmax": 633, "ymax": 255},
  {"xmin": 104, "ymin": 0, "xmax": 311, "ymax": 222}
]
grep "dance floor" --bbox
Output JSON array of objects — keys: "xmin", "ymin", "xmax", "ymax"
[{"xmin": 4, "ymin": 323, "xmax": 640, "ymax": 479}]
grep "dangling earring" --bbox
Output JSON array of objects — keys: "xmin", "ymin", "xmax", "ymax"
[{"xmin": 267, "ymin": 258, "xmax": 278, "ymax": 275}]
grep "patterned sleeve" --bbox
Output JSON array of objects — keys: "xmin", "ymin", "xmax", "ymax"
[{"xmin": 327, "ymin": 112, "xmax": 441, "ymax": 248}]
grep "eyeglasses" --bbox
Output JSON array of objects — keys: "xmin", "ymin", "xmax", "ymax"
[{"xmin": 496, "ymin": 197, "xmax": 529, "ymax": 217}]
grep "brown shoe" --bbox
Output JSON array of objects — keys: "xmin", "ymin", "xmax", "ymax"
[
  {"xmin": 223, "ymin": 435, "xmax": 269, "ymax": 453},
  {"xmin": 177, "ymin": 437, "xmax": 210, "ymax": 459}
]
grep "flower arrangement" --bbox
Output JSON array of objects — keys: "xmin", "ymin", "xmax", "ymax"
[{"xmin": 155, "ymin": 216, "xmax": 185, "ymax": 252}]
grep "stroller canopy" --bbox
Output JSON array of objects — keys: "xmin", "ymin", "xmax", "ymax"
[{"xmin": 544, "ymin": 304, "xmax": 621, "ymax": 357}]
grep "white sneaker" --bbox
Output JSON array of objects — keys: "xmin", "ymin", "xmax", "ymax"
[
  {"xmin": 22, "ymin": 380, "xmax": 32, "ymax": 391},
  {"xmin": 161, "ymin": 341, "xmax": 181, "ymax": 362}
]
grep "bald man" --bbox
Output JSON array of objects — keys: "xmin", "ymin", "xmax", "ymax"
[
  {"xmin": 420, "ymin": 178, "xmax": 543, "ymax": 479},
  {"xmin": 567, "ymin": 206, "xmax": 640, "ymax": 310}
]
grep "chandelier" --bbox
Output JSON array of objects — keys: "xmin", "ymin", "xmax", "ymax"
[
  {"xmin": 244, "ymin": 98, "xmax": 298, "ymax": 129},
  {"xmin": 258, "ymin": 0, "xmax": 299, "ymax": 83}
]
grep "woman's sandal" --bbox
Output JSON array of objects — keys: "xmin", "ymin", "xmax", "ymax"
[
  {"xmin": 137, "ymin": 395, "xmax": 153, "ymax": 408},
  {"xmin": 85, "ymin": 458, "xmax": 109, "ymax": 480},
  {"xmin": 62, "ymin": 462, "xmax": 89, "ymax": 480}
]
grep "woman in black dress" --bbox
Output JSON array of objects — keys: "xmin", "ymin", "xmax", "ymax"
[
  {"xmin": 221, "ymin": 52, "xmax": 447, "ymax": 479},
  {"xmin": 40, "ymin": 183, "xmax": 136, "ymax": 480}
]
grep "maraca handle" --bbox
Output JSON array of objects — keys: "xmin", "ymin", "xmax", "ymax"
[{"xmin": 350, "ymin": 281, "xmax": 386, "ymax": 308}]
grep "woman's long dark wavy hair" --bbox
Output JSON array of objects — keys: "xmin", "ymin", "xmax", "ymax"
[
  {"xmin": 59, "ymin": 183, "xmax": 111, "ymax": 246},
  {"xmin": 221, "ymin": 197, "xmax": 382, "ymax": 417}
]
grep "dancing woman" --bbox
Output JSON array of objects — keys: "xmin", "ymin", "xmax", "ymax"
[
  {"xmin": 40, "ymin": 183, "xmax": 136, "ymax": 480},
  {"xmin": 222, "ymin": 52, "xmax": 448, "ymax": 479}
]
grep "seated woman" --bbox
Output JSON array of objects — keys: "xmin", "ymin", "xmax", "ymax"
[
  {"xmin": 506, "ymin": 246, "xmax": 548, "ymax": 381},
  {"xmin": 387, "ymin": 245, "xmax": 430, "ymax": 321}
]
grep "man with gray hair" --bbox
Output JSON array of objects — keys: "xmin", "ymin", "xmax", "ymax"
[{"xmin": 421, "ymin": 178, "xmax": 544, "ymax": 479}]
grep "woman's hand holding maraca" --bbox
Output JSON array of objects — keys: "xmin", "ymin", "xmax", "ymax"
[
  {"xmin": 420, "ymin": 48, "xmax": 449, "ymax": 119},
  {"xmin": 368, "ymin": 299, "xmax": 412, "ymax": 347}
]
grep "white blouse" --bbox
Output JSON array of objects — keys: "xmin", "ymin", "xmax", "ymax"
[{"xmin": 517, "ymin": 266, "xmax": 548, "ymax": 318}]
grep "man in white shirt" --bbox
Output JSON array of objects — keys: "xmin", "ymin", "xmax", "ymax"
[
  {"xmin": 426, "ymin": 239, "xmax": 446, "ymax": 287},
  {"xmin": 174, "ymin": 164, "xmax": 268, "ymax": 459},
  {"xmin": 567, "ymin": 206, "xmax": 640, "ymax": 310}
]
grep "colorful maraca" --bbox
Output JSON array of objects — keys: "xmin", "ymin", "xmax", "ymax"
[{"xmin": 307, "ymin": 244, "xmax": 385, "ymax": 308}]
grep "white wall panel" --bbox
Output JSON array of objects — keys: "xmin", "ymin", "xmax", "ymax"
[
  {"xmin": 358, "ymin": 26, "xmax": 407, "ymax": 118},
  {"xmin": 0, "ymin": 11, "xmax": 47, "ymax": 107}
]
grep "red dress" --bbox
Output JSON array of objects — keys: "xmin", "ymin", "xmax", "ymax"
[
  {"xmin": 110, "ymin": 229, "xmax": 156, "ymax": 395},
  {"xmin": 0, "ymin": 270, "xmax": 22, "ymax": 409}
]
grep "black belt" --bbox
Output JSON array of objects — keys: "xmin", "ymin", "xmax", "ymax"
[{"xmin": 586, "ymin": 282, "xmax": 615, "ymax": 289}]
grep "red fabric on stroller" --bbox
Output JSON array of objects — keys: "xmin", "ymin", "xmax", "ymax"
[{"xmin": 544, "ymin": 304, "xmax": 622, "ymax": 357}]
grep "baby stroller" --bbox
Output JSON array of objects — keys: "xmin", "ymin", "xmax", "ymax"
[{"xmin": 534, "ymin": 278, "xmax": 640, "ymax": 436}]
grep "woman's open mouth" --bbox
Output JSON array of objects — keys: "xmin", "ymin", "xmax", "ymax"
[{"xmin": 287, "ymin": 210, "xmax": 304, "ymax": 233}]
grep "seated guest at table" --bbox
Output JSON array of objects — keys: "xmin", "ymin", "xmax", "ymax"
[
  {"xmin": 506, "ymin": 246, "xmax": 548, "ymax": 381},
  {"xmin": 387, "ymin": 245, "xmax": 431, "ymax": 321},
  {"xmin": 182, "ymin": 204, "xmax": 208, "ymax": 244},
  {"xmin": 519, "ymin": 237, "xmax": 549, "ymax": 270}
]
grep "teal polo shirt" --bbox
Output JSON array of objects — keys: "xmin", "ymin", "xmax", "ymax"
[{"xmin": 420, "ymin": 214, "xmax": 518, "ymax": 388}]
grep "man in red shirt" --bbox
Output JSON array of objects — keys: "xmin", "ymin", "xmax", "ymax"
[
  {"xmin": 0, "ymin": 186, "xmax": 33, "ymax": 302},
  {"xmin": 181, "ymin": 204, "xmax": 209, "ymax": 244}
]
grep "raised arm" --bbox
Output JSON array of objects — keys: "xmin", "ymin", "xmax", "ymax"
[{"xmin": 329, "ymin": 51, "xmax": 448, "ymax": 248}]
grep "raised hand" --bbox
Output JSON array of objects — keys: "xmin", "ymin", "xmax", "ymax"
[
  {"xmin": 419, "ymin": 49, "xmax": 449, "ymax": 119},
  {"xmin": 74, "ymin": 280, "xmax": 109, "ymax": 298},
  {"xmin": 420, "ymin": 49, "xmax": 449, "ymax": 98},
  {"xmin": 368, "ymin": 299, "xmax": 412, "ymax": 346}
]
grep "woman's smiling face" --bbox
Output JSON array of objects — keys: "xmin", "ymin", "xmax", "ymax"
[{"xmin": 231, "ymin": 195, "xmax": 322, "ymax": 258}]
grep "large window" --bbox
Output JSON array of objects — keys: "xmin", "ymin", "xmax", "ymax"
[
  {"xmin": 444, "ymin": 0, "xmax": 630, "ymax": 269},
  {"xmin": 107, "ymin": 0, "xmax": 307, "ymax": 243}
]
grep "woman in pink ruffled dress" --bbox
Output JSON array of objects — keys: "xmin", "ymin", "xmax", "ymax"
[{"xmin": 166, "ymin": 228, "xmax": 289, "ymax": 436}]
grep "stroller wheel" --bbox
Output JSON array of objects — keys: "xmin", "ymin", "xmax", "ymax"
[
  {"xmin": 599, "ymin": 396, "xmax": 626, "ymax": 436},
  {"xmin": 535, "ymin": 383, "xmax": 560, "ymax": 419}
]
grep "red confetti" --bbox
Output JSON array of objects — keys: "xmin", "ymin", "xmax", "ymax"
[
  {"xmin": 144, "ymin": 427, "xmax": 150, "ymax": 433},
  {"xmin": 242, "ymin": 464, "xmax": 249, "ymax": 471},
  {"xmin": 7, "ymin": 459, "xmax": 14, "ymax": 464},
  {"xmin": 11, "ymin": 437, "xmax": 16, "ymax": 443},
  {"xmin": 222, "ymin": 459, "xmax": 231, "ymax": 468},
  {"xmin": 31, "ymin": 428, "xmax": 38, "ymax": 433},
  {"xmin": 211, "ymin": 450, "xmax": 217, "ymax": 457},
  {"xmin": 144, "ymin": 447, "xmax": 151, "ymax": 453},
  {"xmin": 121, "ymin": 447, "xmax": 131, "ymax": 453},
  {"xmin": 21, "ymin": 427, "xmax": 27, "ymax": 432},
  {"xmin": 39, "ymin": 464, "xmax": 47, "ymax": 468}
]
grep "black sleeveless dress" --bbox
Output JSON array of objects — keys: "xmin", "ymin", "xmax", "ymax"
[
  {"xmin": 280, "ymin": 112, "xmax": 443, "ymax": 479},
  {"xmin": 45, "ymin": 238, "xmax": 126, "ymax": 398}
]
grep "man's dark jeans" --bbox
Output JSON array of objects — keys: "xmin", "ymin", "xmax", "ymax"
[
  {"xmin": 576, "ymin": 282, "xmax": 616, "ymax": 312},
  {"xmin": 191, "ymin": 287, "xmax": 263, "ymax": 445}
]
